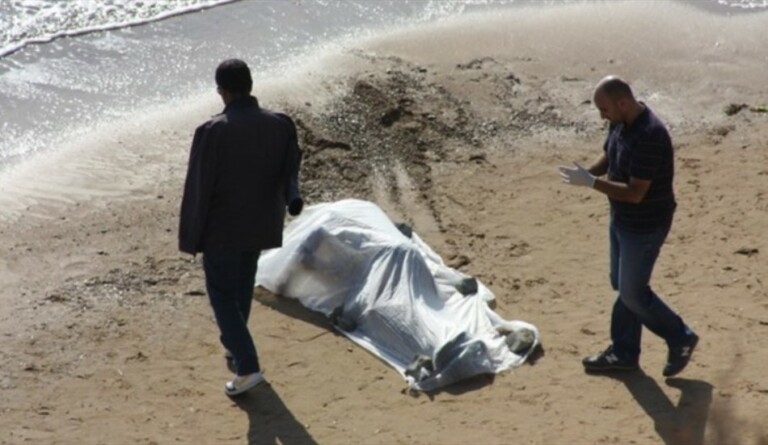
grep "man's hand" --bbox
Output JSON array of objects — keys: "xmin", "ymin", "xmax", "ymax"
[
  {"xmin": 559, "ymin": 163, "xmax": 596, "ymax": 188},
  {"xmin": 288, "ymin": 198, "xmax": 304, "ymax": 216}
]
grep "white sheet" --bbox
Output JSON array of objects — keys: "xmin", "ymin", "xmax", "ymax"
[{"xmin": 256, "ymin": 199, "xmax": 540, "ymax": 391}]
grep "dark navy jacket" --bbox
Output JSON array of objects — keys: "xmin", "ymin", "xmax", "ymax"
[{"xmin": 178, "ymin": 96, "xmax": 302, "ymax": 254}]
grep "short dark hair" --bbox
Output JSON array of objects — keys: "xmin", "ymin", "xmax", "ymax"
[{"xmin": 215, "ymin": 59, "xmax": 252, "ymax": 95}]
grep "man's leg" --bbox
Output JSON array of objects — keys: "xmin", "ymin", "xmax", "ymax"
[
  {"xmin": 613, "ymin": 223, "xmax": 697, "ymax": 376},
  {"xmin": 236, "ymin": 251, "xmax": 259, "ymax": 325},
  {"xmin": 609, "ymin": 223, "xmax": 643, "ymax": 362},
  {"xmin": 583, "ymin": 223, "xmax": 642, "ymax": 372},
  {"xmin": 203, "ymin": 250, "xmax": 260, "ymax": 376}
]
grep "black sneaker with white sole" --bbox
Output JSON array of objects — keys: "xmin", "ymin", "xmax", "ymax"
[
  {"xmin": 583, "ymin": 346, "xmax": 639, "ymax": 373},
  {"xmin": 663, "ymin": 333, "xmax": 699, "ymax": 377}
]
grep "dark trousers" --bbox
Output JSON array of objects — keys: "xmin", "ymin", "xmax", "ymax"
[
  {"xmin": 203, "ymin": 250, "xmax": 261, "ymax": 375},
  {"xmin": 609, "ymin": 219, "xmax": 691, "ymax": 360}
]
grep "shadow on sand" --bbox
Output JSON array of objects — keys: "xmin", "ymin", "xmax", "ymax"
[
  {"xmin": 254, "ymin": 287, "xmax": 336, "ymax": 332},
  {"xmin": 603, "ymin": 370, "xmax": 713, "ymax": 445},
  {"xmin": 233, "ymin": 383, "xmax": 319, "ymax": 445}
]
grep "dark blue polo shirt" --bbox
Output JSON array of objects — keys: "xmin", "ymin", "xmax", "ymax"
[{"xmin": 603, "ymin": 106, "xmax": 676, "ymax": 233}]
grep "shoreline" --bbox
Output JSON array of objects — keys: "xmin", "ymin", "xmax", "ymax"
[
  {"xmin": 4, "ymin": 1, "xmax": 767, "ymax": 223},
  {"xmin": 1, "ymin": 2, "xmax": 767, "ymax": 444}
]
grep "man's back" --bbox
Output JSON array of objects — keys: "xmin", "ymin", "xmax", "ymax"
[{"xmin": 179, "ymin": 96, "xmax": 301, "ymax": 254}]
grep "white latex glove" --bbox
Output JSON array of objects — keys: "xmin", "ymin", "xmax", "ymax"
[{"xmin": 559, "ymin": 162, "xmax": 596, "ymax": 188}]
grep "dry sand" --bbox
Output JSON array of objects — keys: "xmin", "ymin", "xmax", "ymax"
[{"xmin": 1, "ymin": 2, "xmax": 767, "ymax": 444}]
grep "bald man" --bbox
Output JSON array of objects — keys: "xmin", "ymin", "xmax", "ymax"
[{"xmin": 559, "ymin": 76, "xmax": 698, "ymax": 377}]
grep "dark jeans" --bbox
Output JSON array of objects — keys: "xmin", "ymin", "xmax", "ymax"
[
  {"xmin": 203, "ymin": 250, "xmax": 261, "ymax": 375},
  {"xmin": 609, "ymin": 219, "xmax": 692, "ymax": 360}
]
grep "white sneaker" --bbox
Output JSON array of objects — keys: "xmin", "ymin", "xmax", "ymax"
[{"xmin": 224, "ymin": 372, "xmax": 265, "ymax": 396}]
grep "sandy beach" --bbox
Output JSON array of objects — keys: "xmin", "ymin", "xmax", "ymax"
[{"xmin": 1, "ymin": 2, "xmax": 767, "ymax": 444}]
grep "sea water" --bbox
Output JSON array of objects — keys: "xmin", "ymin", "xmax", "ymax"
[
  {"xmin": 0, "ymin": 0, "xmax": 508, "ymax": 171},
  {"xmin": 0, "ymin": 0, "xmax": 765, "ymax": 193}
]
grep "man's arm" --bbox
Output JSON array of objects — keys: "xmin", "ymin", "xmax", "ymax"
[
  {"xmin": 278, "ymin": 113, "xmax": 303, "ymax": 216},
  {"xmin": 285, "ymin": 139, "xmax": 303, "ymax": 216},
  {"xmin": 560, "ymin": 152, "xmax": 651, "ymax": 203},
  {"xmin": 593, "ymin": 176, "xmax": 651, "ymax": 204},
  {"xmin": 178, "ymin": 122, "xmax": 219, "ymax": 254}
]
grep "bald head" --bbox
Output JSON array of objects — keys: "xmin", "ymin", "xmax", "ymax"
[
  {"xmin": 592, "ymin": 76, "xmax": 644, "ymax": 125},
  {"xmin": 594, "ymin": 75, "xmax": 635, "ymax": 101}
]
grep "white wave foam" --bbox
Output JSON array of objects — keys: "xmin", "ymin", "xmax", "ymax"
[
  {"xmin": 0, "ymin": 0, "xmax": 240, "ymax": 58},
  {"xmin": 718, "ymin": 0, "xmax": 768, "ymax": 7}
]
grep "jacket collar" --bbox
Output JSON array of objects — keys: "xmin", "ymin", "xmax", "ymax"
[{"xmin": 223, "ymin": 95, "xmax": 259, "ymax": 113}]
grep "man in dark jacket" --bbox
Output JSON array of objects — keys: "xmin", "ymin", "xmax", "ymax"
[{"xmin": 179, "ymin": 59, "xmax": 303, "ymax": 396}]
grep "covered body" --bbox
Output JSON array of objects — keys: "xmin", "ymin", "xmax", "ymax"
[{"xmin": 257, "ymin": 199, "xmax": 540, "ymax": 391}]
